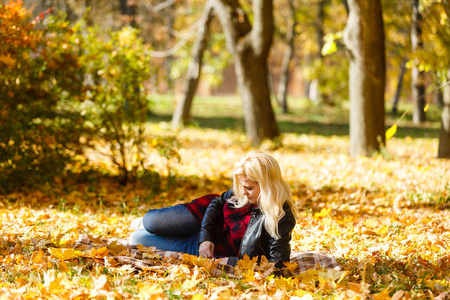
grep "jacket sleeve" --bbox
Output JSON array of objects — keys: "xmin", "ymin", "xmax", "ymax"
[
  {"xmin": 267, "ymin": 205, "xmax": 296, "ymax": 268},
  {"xmin": 198, "ymin": 189, "xmax": 234, "ymax": 244}
]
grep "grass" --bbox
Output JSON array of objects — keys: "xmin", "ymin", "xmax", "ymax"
[{"xmin": 149, "ymin": 94, "xmax": 442, "ymax": 138}]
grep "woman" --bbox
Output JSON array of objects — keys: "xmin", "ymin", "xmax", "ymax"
[{"xmin": 129, "ymin": 151, "xmax": 297, "ymax": 268}]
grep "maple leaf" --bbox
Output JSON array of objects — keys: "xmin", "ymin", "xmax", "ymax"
[
  {"xmin": 235, "ymin": 254, "xmax": 257, "ymax": 276},
  {"xmin": 242, "ymin": 269, "xmax": 256, "ymax": 282},
  {"xmin": 48, "ymin": 248, "xmax": 83, "ymax": 261},
  {"xmin": 89, "ymin": 246, "xmax": 109, "ymax": 258},
  {"xmin": 283, "ymin": 261, "xmax": 299, "ymax": 272},
  {"xmin": 43, "ymin": 270, "xmax": 72, "ymax": 295},
  {"xmin": 137, "ymin": 244, "xmax": 157, "ymax": 253},
  {"xmin": 31, "ymin": 249, "xmax": 45, "ymax": 264},
  {"xmin": 298, "ymin": 269, "xmax": 319, "ymax": 285},
  {"xmin": 107, "ymin": 240, "xmax": 128, "ymax": 256}
]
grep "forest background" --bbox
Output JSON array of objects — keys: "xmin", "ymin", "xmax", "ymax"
[{"xmin": 1, "ymin": 0, "xmax": 450, "ymax": 299}]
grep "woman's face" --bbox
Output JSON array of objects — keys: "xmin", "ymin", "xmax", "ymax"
[{"xmin": 240, "ymin": 176, "xmax": 260, "ymax": 205}]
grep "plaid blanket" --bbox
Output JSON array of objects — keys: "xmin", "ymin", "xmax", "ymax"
[{"xmin": 74, "ymin": 234, "xmax": 340, "ymax": 278}]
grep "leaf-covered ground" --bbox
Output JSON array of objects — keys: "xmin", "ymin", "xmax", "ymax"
[{"xmin": 1, "ymin": 125, "xmax": 450, "ymax": 299}]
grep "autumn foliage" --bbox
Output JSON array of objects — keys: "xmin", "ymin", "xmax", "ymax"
[
  {"xmin": 0, "ymin": 1, "xmax": 86, "ymax": 192},
  {"xmin": 0, "ymin": 1, "xmax": 178, "ymax": 192}
]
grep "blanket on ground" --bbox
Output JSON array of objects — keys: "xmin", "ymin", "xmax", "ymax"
[{"xmin": 74, "ymin": 234, "xmax": 340, "ymax": 278}]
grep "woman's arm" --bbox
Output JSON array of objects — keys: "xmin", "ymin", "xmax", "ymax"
[
  {"xmin": 198, "ymin": 189, "xmax": 233, "ymax": 246},
  {"xmin": 267, "ymin": 205, "xmax": 296, "ymax": 268}
]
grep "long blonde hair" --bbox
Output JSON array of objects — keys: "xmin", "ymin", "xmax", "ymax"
[{"xmin": 232, "ymin": 151, "xmax": 296, "ymax": 239}]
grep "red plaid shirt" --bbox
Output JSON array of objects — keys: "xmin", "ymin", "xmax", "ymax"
[{"xmin": 183, "ymin": 194, "xmax": 254, "ymax": 257}]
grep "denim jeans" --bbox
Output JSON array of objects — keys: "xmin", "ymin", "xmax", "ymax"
[{"xmin": 129, "ymin": 204, "xmax": 201, "ymax": 255}]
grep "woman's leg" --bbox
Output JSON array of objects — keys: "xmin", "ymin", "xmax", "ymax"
[
  {"xmin": 143, "ymin": 204, "xmax": 200, "ymax": 236},
  {"xmin": 129, "ymin": 229, "xmax": 199, "ymax": 255}
]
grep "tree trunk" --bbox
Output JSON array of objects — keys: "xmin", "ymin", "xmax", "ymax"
[
  {"xmin": 119, "ymin": 0, "xmax": 137, "ymax": 27},
  {"xmin": 165, "ymin": 3, "xmax": 175, "ymax": 92},
  {"xmin": 276, "ymin": 0, "xmax": 296, "ymax": 114},
  {"xmin": 391, "ymin": 59, "xmax": 407, "ymax": 116},
  {"xmin": 342, "ymin": 0, "xmax": 350, "ymax": 15},
  {"xmin": 213, "ymin": 0, "xmax": 279, "ymax": 144},
  {"xmin": 343, "ymin": 0, "xmax": 386, "ymax": 157},
  {"xmin": 316, "ymin": 0, "xmax": 330, "ymax": 105},
  {"xmin": 171, "ymin": 0, "xmax": 214, "ymax": 128},
  {"xmin": 411, "ymin": 0, "xmax": 426, "ymax": 124},
  {"xmin": 438, "ymin": 69, "xmax": 450, "ymax": 158}
]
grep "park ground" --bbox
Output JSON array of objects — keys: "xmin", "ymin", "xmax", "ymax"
[{"xmin": 1, "ymin": 96, "xmax": 450, "ymax": 299}]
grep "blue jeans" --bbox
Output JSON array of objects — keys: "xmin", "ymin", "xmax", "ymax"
[{"xmin": 129, "ymin": 204, "xmax": 200, "ymax": 255}]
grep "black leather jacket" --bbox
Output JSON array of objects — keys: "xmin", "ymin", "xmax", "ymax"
[{"xmin": 199, "ymin": 189, "xmax": 296, "ymax": 268}]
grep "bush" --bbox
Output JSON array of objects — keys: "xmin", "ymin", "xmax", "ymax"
[
  {"xmin": 78, "ymin": 24, "xmax": 179, "ymax": 185},
  {"xmin": 0, "ymin": 1, "xmax": 179, "ymax": 192},
  {"xmin": 0, "ymin": 1, "xmax": 86, "ymax": 192}
]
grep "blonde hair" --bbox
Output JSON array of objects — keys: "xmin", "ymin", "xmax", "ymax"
[{"xmin": 232, "ymin": 151, "xmax": 296, "ymax": 239}]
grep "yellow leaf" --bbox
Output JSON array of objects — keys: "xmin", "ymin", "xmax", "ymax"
[
  {"xmin": 181, "ymin": 277, "xmax": 202, "ymax": 290},
  {"xmin": 242, "ymin": 269, "xmax": 256, "ymax": 282},
  {"xmin": 314, "ymin": 208, "xmax": 332, "ymax": 219},
  {"xmin": 319, "ymin": 269, "xmax": 348, "ymax": 282},
  {"xmin": 57, "ymin": 260, "xmax": 70, "ymax": 273},
  {"xmin": 321, "ymin": 39, "xmax": 337, "ymax": 56},
  {"xmin": 192, "ymin": 294, "xmax": 204, "ymax": 300},
  {"xmin": 31, "ymin": 249, "xmax": 45, "ymax": 264},
  {"xmin": 372, "ymin": 288, "xmax": 392, "ymax": 300},
  {"xmin": 283, "ymin": 261, "xmax": 299, "ymax": 271},
  {"xmin": 48, "ymin": 248, "xmax": 82, "ymax": 261},
  {"xmin": 236, "ymin": 254, "xmax": 257, "ymax": 272},
  {"xmin": 107, "ymin": 240, "xmax": 128, "ymax": 256},
  {"xmin": 298, "ymin": 269, "xmax": 318, "ymax": 285},
  {"xmin": 378, "ymin": 226, "xmax": 389, "ymax": 235},
  {"xmin": 137, "ymin": 282, "xmax": 165, "ymax": 300},
  {"xmin": 44, "ymin": 271, "xmax": 72, "ymax": 294},
  {"xmin": 424, "ymin": 103, "xmax": 429, "ymax": 112},
  {"xmin": 385, "ymin": 124, "xmax": 397, "ymax": 140},
  {"xmin": 90, "ymin": 246, "xmax": 109, "ymax": 258}
]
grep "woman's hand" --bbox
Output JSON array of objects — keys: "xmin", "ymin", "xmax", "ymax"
[{"xmin": 199, "ymin": 241, "xmax": 215, "ymax": 258}]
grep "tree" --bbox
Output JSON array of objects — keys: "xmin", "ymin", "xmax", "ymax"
[
  {"xmin": 212, "ymin": 0, "xmax": 279, "ymax": 144},
  {"xmin": 171, "ymin": 0, "xmax": 214, "ymax": 128},
  {"xmin": 391, "ymin": 59, "xmax": 407, "ymax": 116},
  {"xmin": 411, "ymin": 0, "xmax": 427, "ymax": 124},
  {"xmin": 343, "ymin": 0, "xmax": 386, "ymax": 156},
  {"xmin": 439, "ymin": 69, "xmax": 450, "ymax": 157},
  {"xmin": 438, "ymin": 1, "xmax": 450, "ymax": 158},
  {"xmin": 276, "ymin": 0, "xmax": 296, "ymax": 114},
  {"xmin": 119, "ymin": 0, "xmax": 137, "ymax": 27}
]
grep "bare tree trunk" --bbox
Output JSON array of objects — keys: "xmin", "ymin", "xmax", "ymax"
[
  {"xmin": 392, "ymin": 59, "xmax": 407, "ymax": 116},
  {"xmin": 411, "ymin": 0, "xmax": 426, "ymax": 124},
  {"xmin": 439, "ymin": 69, "xmax": 450, "ymax": 158},
  {"xmin": 165, "ymin": 3, "xmax": 175, "ymax": 92},
  {"xmin": 171, "ymin": 1, "xmax": 214, "ymax": 128},
  {"xmin": 213, "ymin": 0, "xmax": 279, "ymax": 144},
  {"xmin": 119, "ymin": 0, "xmax": 137, "ymax": 27},
  {"xmin": 343, "ymin": 0, "xmax": 386, "ymax": 157},
  {"xmin": 277, "ymin": 0, "xmax": 296, "ymax": 114},
  {"xmin": 85, "ymin": 0, "xmax": 94, "ymax": 26},
  {"xmin": 316, "ymin": 0, "xmax": 330, "ymax": 105},
  {"xmin": 342, "ymin": 0, "xmax": 349, "ymax": 15}
]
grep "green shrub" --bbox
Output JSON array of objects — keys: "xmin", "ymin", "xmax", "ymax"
[{"xmin": 78, "ymin": 24, "xmax": 178, "ymax": 185}]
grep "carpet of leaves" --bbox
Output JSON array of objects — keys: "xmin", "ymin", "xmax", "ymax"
[{"xmin": 1, "ymin": 125, "xmax": 450, "ymax": 299}]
